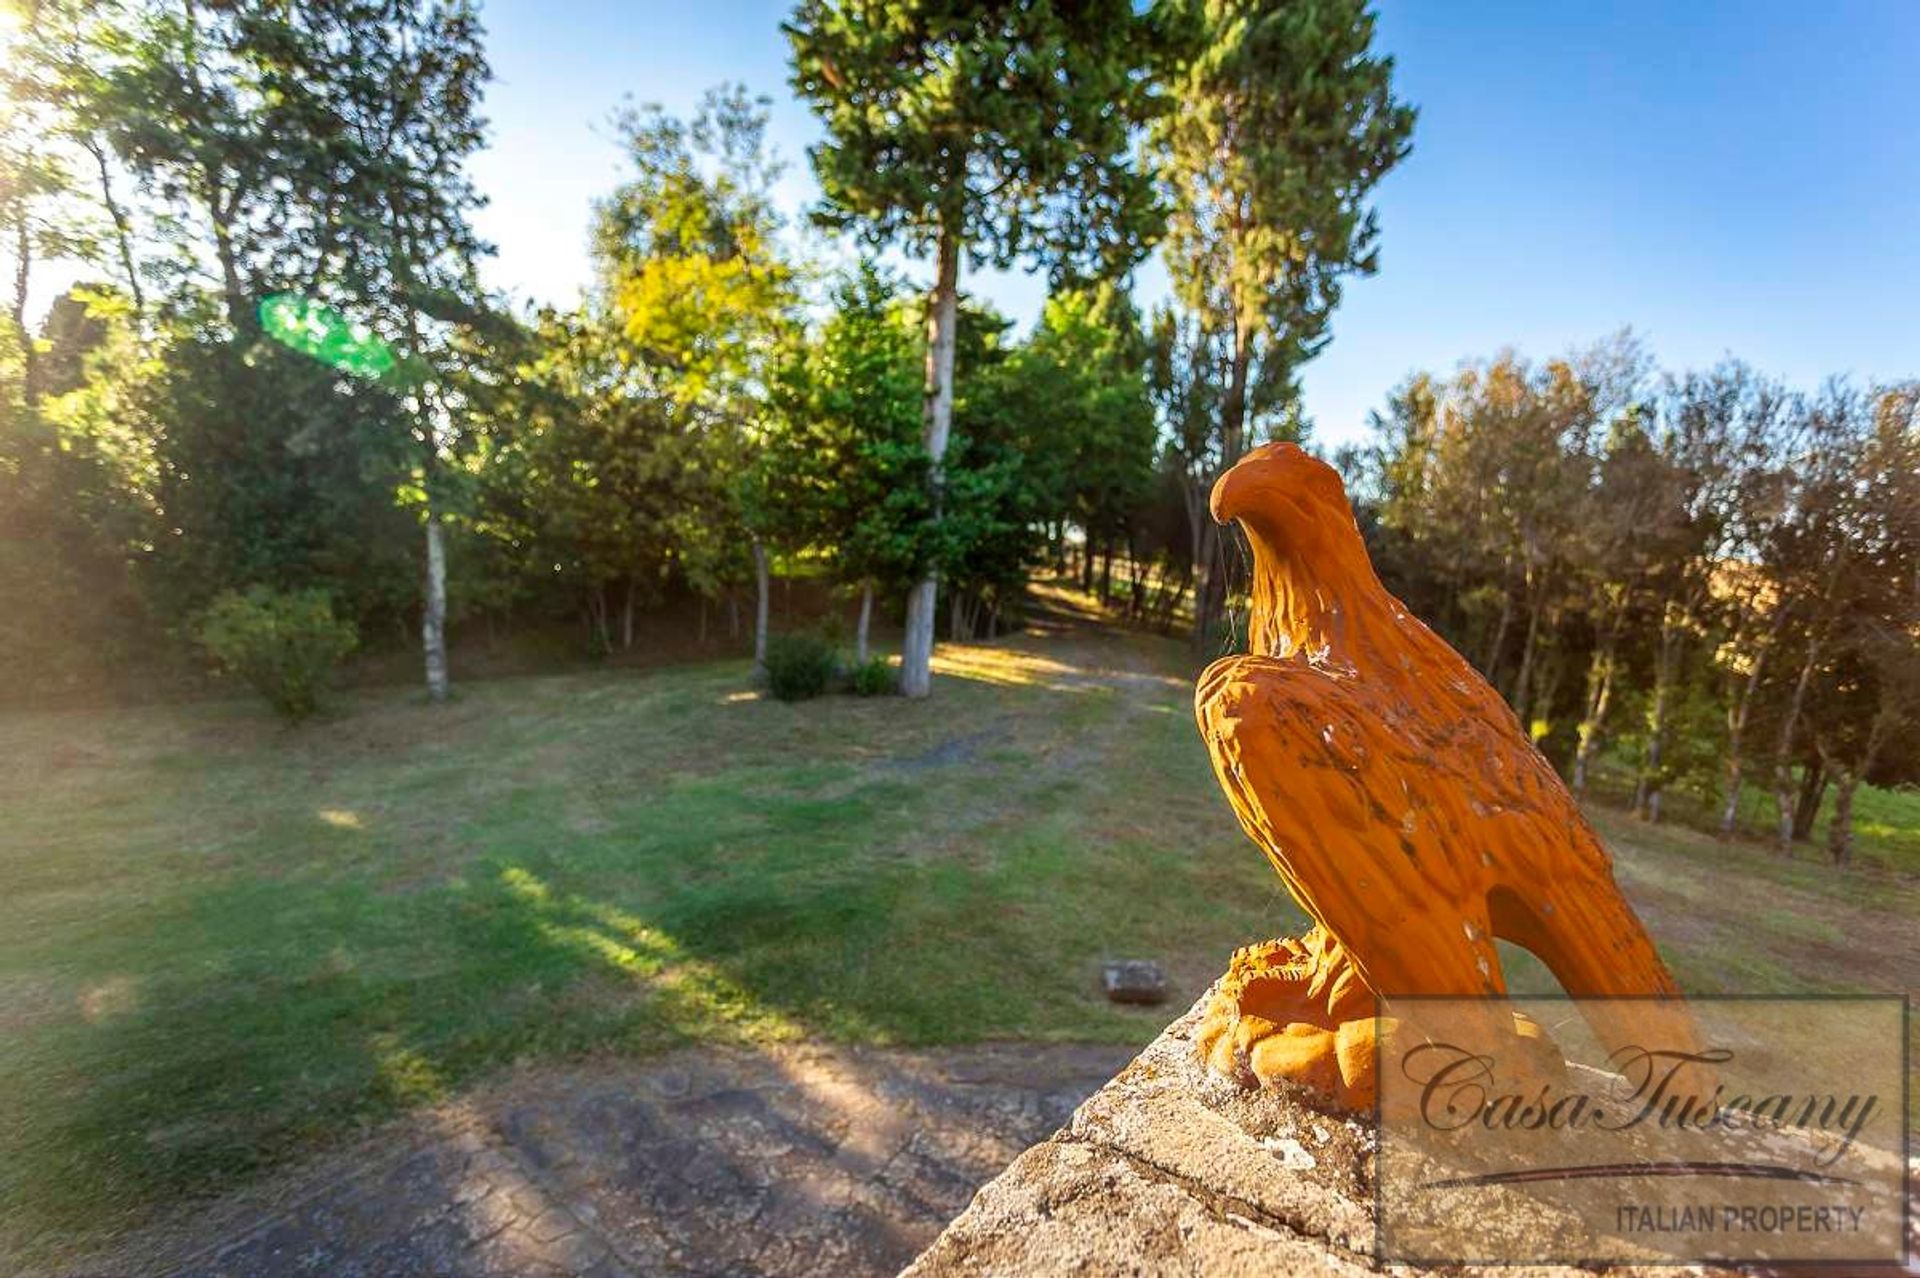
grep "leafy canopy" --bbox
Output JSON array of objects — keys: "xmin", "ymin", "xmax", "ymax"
[{"xmin": 785, "ymin": 0, "xmax": 1163, "ymax": 278}]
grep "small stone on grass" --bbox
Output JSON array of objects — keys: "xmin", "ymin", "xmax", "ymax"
[{"xmin": 1101, "ymin": 960, "xmax": 1169, "ymax": 1006}]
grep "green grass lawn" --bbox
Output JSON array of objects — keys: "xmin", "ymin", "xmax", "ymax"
[
  {"xmin": 1585, "ymin": 748, "xmax": 1920, "ymax": 876},
  {"xmin": 2, "ymin": 602, "xmax": 1916, "ymax": 1270},
  {"xmin": 0, "ymin": 614, "xmax": 1303, "ymax": 1269}
]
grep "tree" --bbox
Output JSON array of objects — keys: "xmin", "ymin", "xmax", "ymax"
[
  {"xmin": 755, "ymin": 263, "xmax": 926, "ymax": 664},
  {"xmin": 1758, "ymin": 384, "xmax": 1880, "ymax": 852},
  {"xmin": 1567, "ymin": 406, "xmax": 1669, "ymax": 794},
  {"xmin": 592, "ymin": 84, "xmax": 795, "ymax": 672},
  {"xmin": 1148, "ymin": 302, "xmax": 1225, "ymax": 629},
  {"xmin": 55, "ymin": 0, "xmax": 495, "ymax": 700},
  {"xmin": 1801, "ymin": 384, "xmax": 1920, "ymax": 863},
  {"xmin": 786, "ymin": 0, "xmax": 1162, "ymax": 696},
  {"xmin": 1362, "ymin": 348, "xmax": 1602, "ymax": 715},
  {"xmin": 0, "ymin": 0, "xmax": 101, "ymax": 403},
  {"xmin": 139, "ymin": 304, "xmax": 419, "ymax": 631},
  {"xmin": 7, "ymin": 0, "xmax": 147, "ymax": 315},
  {"xmin": 1610, "ymin": 357, "xmax": 1778, "ymax": 822},
  {"xmin": 476, "ymin": 309, "xmax": 689, "ymax": 655},
  {"xmin": 1022, "ymin": 283, "xmax": 1156, "ymax": 606},
  {"xmin": 1154, "ymin": 0, "xmax": 1414, "ymax": 650},
  {"xmin": 0, "ymin": 285, "xmax": 156, "ymax": 696}
]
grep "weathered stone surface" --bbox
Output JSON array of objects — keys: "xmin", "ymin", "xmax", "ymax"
[
  {"xmin": 904, "ymin": 996, "xmax": 1743, "ymax": 1278},
  {"xmin": 66, "ymin": 1042, "xmax": 1132, "ymax": 1278}
]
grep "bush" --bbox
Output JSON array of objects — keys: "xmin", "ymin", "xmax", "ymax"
[
  {"xmin": 847, "ymin": 656, "xmax": 896, "ymax": 697},
  {"xmin": 763, "ymin": 631, "xmax": 838, "ymax": 702},
  {"xmin": 196, "ymin": 586, "xmax": 358, "ymax": 722}
]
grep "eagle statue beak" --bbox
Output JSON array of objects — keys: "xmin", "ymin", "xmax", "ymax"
[{"xmin": 1210, "ymin": 452, "xmax": 1264, "ymax": 526}]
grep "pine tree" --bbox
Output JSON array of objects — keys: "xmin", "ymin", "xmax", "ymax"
[
  {"xmin": 1156, "ymin": 0, "xmax": 1414, "ymax": 650},
  {"xmin": 785, "ymin": 0, "xmax": 1162, "ymax": 696}
]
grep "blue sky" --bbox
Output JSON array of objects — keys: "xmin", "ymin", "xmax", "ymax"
[{"xmin": 467, "ymin": 1, "xmax": 1920, "ymax": 450}]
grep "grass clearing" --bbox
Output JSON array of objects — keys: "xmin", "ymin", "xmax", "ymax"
[{"xmin": 2, "ymin": 596, "xmax": 1915, "ymax": 1270}]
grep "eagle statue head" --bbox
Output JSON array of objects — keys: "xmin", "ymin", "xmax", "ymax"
[{"xmin": 1210, "ymin": 442, "xmax": 1369, "ymax": 584}]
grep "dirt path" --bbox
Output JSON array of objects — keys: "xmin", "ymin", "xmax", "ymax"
[{"xmin": 71, "ymin": 1042, "xmax": 1132, "ymax": 1278}]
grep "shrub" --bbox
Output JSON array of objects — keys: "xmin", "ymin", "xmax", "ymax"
[
  {"xmin": 847, "ymin": 656, "xmax": 896, "ymax": 697},
  {"xmin": 763, "ymin": 631, "xmax": 838, "ymax": 702},
  {"xmin": 196, "ymin": 586, "xmax": 358, "ymax": 722}
]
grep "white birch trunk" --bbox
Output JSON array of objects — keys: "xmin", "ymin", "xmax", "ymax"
[
  {"xmin": 422, "ymin": 513, "xmax": 449, "ymax": 702},
  {"xmin": 899, "ymin": 229, "xmax": 960, "ymax": 700}
]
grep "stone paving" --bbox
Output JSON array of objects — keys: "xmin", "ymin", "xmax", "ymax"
[{"xmin": 79, "ymin": 1042, "xmax": 1133, "ymax": 1278}]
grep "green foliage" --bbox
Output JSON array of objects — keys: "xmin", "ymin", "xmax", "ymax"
[
  {"xmin": 1353, "ymin": 337, "xmax": 1920, "ymax": 855},
  {"xmin": 762, "ymin": 630, "xmax": 838, "ymax": 701},
  {"xmin": 847, "ymin": 656, "xmax": 896, "ymax": 697},
  {"xmin": 1155, "ymin": 0, "xmax": 1416, "ymax": 440},
  {"xmin": 0, "ymin": 287, "xmax": 155, "ymax": 693},
  {"xmin": 475, "ymin": 311, "xmax": 690, "ymax": 647},
  {"xmin": 1008, "ymin": 284, "xmax": 1156, "ymax": 551},
  {"xmin": 596, "ymin": 85, "xmax": 795, "ymax": 400},
  {"xmin": 0, "ymin": 0, "xmax": 495, "ymax": 702},
  {"xmin": 1152, "ymin": 0, "xmax": 1414, "ymax": 644},
  {"xmin": 141, "ymin": 325, "xmax": 420, "ymax": 629},
  {"xmin": 751, "ymin": 262, "xmax": 928, "ymax": 590},
  {"xmin": 788, "ymin": 1, "xmax": 1167, "ymax": 684},
  {"xmin": 785, "ymin": 0, "xmax": 1163, "ymax": 278},
  {"xmin": 593, "ymin": 85, "xmax": 798, "ymax": 621},
  {"xmin": 195, "ymin": 586, "xmax": 358, "ymax": 721}
]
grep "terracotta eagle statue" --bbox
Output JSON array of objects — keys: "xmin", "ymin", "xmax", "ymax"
[{"xmin": 1193, "ymin": 442, "xmax": 1687, "ymax": 1108}]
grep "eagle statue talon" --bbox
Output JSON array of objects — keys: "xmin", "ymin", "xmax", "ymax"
[
  {"xmin": 1193, "ymin": 443, "xmax": 1691, "ymax": 1114},
  {"xmin": 1193, "ymin": 926, "xmax": 1379, "ymax": 1106}
]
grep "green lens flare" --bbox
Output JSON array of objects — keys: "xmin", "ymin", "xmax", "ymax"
[{"xmin": 258, "ymin": 293, "xmax": 400, "ymax": 382}]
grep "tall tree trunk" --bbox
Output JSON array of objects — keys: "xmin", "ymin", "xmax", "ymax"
[
  {"xmin": 900, "ymin": 227, "xmax": 960, "ymax": 699},
  {"xmin": 1099, "ymin": 544, "xmax": 1113, "ymax": 604},
  {"xmin": 1824, "ymin": 709, "xmax": 1894, "ymax": 866},
  {"xmin": 1222, "ymin": 313, "xmax": 1251, "ymax": 469},
  {"xmin": 1719, "ymin": 608, "xmax": 1785, "ymax": 838},
  {"xmin": 1192, "ymin": 314, "xmax": 1253, "ymax": 652},
  {"xmin": 1719, "ymin": 754, "xmax": 1747, "ymax": 839},
  {"xmin": 1634, "ymin": 679, "xmax": 1667, "ymax": 820},
  {"xmin": 85, "ymin": 137, "xmax": 144, "ymax": 314},
  {"xmin": 1792, "ymin": 759, "xmax": 1826, "ymax": 842},
  {"xmin": 587, "ymin": 585, "xmax": 611, "ymax": 654},
  {"xmin": 1571, "ymin": 635, "xmax": 1617, "ymax": 796},
  {"xmin": 854, "ymin": 581, "xmax": 873, "ymax": 666},
  {"xmin": 1481, "ymin": 576, "xmax": 1514, "ymax": 679},
  {"xmin": 1635, "ymin": 601, "xmax": 1684, "ymax": 820},
  {"xmin": 1772, "ymin": 635, "xmax": 1824, "ymax": 853},
  {"xmin": 11, "ymin": 208, "xmax": 34, "ymax": 402},
  {"xmin": 1179, "ymin": 473, "xmax": 1210, "ymax": 651},
  {"xmin": 1510, "ymin": 576, "xmax": 1544, "ymax": 724},
  {"xmin": 1826, "ymin": 771, "xmax": 1859, "ymax": 866},
  {"xmin": 421, "ymin": 512, "xmax": 449, "ymax": 702},
  {"xmin": 621, "ymin": 577, "xmax": 636, "ymax": 651},
  {"xmin": 1126, "ymin": 531, "xmax": 1146, "ymax": 620},
  {"xmin": 751, "ymin": 538, "xmax": 770, "ymax": 673},
  {"xmin": 179, "ymin": 1, "xmax": 253, "ymax": 337}
]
